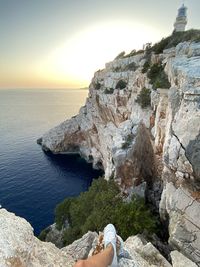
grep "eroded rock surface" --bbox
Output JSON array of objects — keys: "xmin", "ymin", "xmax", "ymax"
[
  {"xmin": 0, "ymin": 209, "xmax": 174, "ymax": 267},
  {"xmin": 159, "ymin": 42, "xmax": 200, "ymax": 266},
  {"xmin": 122, "ymin": 235, "xmax": 172, "ymax": 267},
  {"xmin": 171, "ymin": 250, "xmax": 198, "ymax": 267},
  {"xmin": 0, "ymin": 209, "xmax": 74, "ymax": 267},
  {"xmin": 42, "ymin": 222, "xmax": 68, "ymax": 248},
  {"xmin": 40, "ymin": 52, "xmax": 154, "ymax": 185},
  {"xmin": 39, "ymin": 41, "xmax": 200, "ymax": 265},
  {"xmin": 61, "ymin": 232, "xmax": 98, "ymax": 262}
]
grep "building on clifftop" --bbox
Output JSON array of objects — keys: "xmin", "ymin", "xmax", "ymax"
[{"xmin": 174, "ymin": 4, "xmax": 187, "ymax": 32}]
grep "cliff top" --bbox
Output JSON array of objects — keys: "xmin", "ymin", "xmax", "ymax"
[{"xmin": 113, "ymin": 29, "xmax": 200, "ymax": 60}]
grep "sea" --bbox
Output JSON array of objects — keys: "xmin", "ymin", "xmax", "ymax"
[{"xmin": 0, "ymin": 88, "xmax": 102, "ymax": 235}]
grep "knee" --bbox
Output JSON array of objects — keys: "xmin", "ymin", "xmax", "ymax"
[{"xmin": 74, "ymin": 260, "xmax": 86, "ymax": 267}]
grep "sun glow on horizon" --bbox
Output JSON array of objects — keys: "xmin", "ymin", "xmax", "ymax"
[
  {"xmin": 1, "ymin": 0, "xmax": 199, "ymax": 89},
  {"xmin": 36, "ymin": 20, "xmax": 163, "ymax": 87}
]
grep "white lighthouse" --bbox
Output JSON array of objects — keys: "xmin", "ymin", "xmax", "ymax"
[{"xmin": 174, "ymin": 4, "xmax": 187, "ymax": 32}]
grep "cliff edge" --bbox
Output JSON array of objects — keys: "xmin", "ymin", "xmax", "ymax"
[
  {"xmin": 39, "ymin": 39, "xmax": 200, "ymax": 265},
  {"xmin": 1, "ymin": 208, "xmax": 198, "ymax": 267}
]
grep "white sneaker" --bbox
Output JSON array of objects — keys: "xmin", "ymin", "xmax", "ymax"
[{"xmin": 103, "ymin": 224, "xmax": 118, "ymax": 267}]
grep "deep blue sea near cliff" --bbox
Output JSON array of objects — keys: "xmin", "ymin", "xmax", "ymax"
[{"xmin": 0, "ymin": 89, "xmax": 101, "ymax": 235}]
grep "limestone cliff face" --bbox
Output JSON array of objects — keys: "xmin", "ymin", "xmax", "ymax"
[
  {"xmin": 40, "ymin": 53, "xmax": 156, "ymax": 188},
  {"xmin": 159, "ymin": 42, "xmax": 200, "ymax": 265},
  {"xmin": 39, "ymin": 41, "xmax": 200, "ymax": 265}
]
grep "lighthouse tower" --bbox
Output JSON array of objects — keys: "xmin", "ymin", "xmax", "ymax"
[{"xmin": 174, "ymin": 4, "xmax": 187, "ymax": 32}]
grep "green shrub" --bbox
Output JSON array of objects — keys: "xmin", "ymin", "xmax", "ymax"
[
  {"xmin": 113, "ymin": 196, "xmax": 157, "ymax": 240},
  {"xmin": 151, "ymin": 37, "xmax": 170, "ymax": 54},
  {"xmin": 142, "ymin": 61, "xmax": 151, "ymax": 73},
  {"xmin": 113, "ymin": 66, "xmax": 122, "ymax": 72},
  {"xmin": 54, "ymin": 178, "xmax": 157, "ymax": 245},
  {"xmin": 125, "ymin": 62, "xmax": 137, "ymax": 71},
  {"xmin": 123, "ymin": 49, "xmax": 144, "ymax": 58},
  {"xmin": 113, "ymin": 62, "xmax": 137, "ymax": 72},
  {"xmin": 104, "ymin": 88, "xmax": 114, "ymax": 94},
  {"xmin": 94, "ymin": 82, "xmax": 101, "ymax": 90},
  {"xmin": 38, "ymin": 227, "xmax": 50, "ymax": 241},
  {"xmin": 114, "ymin": 30, "xmax": 200, "ymax": 64},
  {"xmin": 122, "ymin": 134, "xmax": 134, "ymax": 149},
  {"xmin": 136, "ymin": 87, "xmax": 151, "ymax": 108},
  {"xmin": 153, "ymin": 74, "xmax": 171, "ymax": 89},
  {"xmin": 116, "ymin": 80, "xmax": 127, "ymax": 90},
  {"xmin": 148, "ymin": 64, "xmax": 170, "ymax": 89},
  {"xmin": 63, "ymin": 226, "xmax": 81, "ymax": 245},
  {"xmin": 115, "ymin": 49, "xmax": 144, "ymax": 60},
  {"xmin": 115, "ymin": 51, "xmax": 125, "ymax": 60},
  {"xmin": 55, "ymin": 198, "xmax": 73, "ymax": 230},
  {"xmin": 148, "ymin": 64, "xmax": 162, "ymax": 85},
  {"xmin": 151, "ymin": 29, "xmax": 200, "ymax": 54},
  {"xmin": 62, "ymin": 178, "xmax": 120, "ymax": 244}
]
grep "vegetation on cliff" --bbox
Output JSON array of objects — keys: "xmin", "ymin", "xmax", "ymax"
[
  {"xmin": 104, "ymin": 87, "xmax": 114, "ymax": 94},
  {"xmin": 115, "ymin": 79, "xmax": 127, "ymax": 90},
  {"xmin": 136, "ymin": 87, "xmax": 151, "ymax": 108},
  {"xmin": 117, "ymin": 29, "xmax": 200, "ymax": 59},
  {"xmin": 151, "ymin": 29, "xmax": 200, "ymax": 54},
  {"xmin": 47, "ymin": 178, "xmax": 158, "ymax": 246},
  {"xmin": 122, "ymin": 134, "xmax": 135, "ymax": 149},
  {"xmin": 148, "ymin": 64, "xmax": 171, "ymax": 89}
]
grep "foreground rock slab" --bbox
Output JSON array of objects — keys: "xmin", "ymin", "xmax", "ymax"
[
  {"xmin": 171, "ymin": 250, "xmax": 198, "ymax": 267},
  {"xmin": 1, "ymin": 208, "xmax": 199, "ymax": 266},
  {"xmin": 0, "ymin": 209, "xmax": 74, "ymax": 267}
]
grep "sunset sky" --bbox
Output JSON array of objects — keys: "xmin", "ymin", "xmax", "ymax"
[{"xmin": 0, "ymin": 0, "xmax": 199, "ymax": 89}]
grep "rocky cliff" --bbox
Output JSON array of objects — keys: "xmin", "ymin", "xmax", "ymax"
[
  {"xmin": 39, "ymin": 40, "xmax": 200, "ymax": 265},
  {"xmin": 1, "ymin": 208, "xmax": 198, "ymax": 267}
]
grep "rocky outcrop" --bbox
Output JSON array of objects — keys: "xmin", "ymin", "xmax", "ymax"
[
  {"xmin": 0, "ymin": 209, "xmax": 74, "ymax": 267},
  {"xmin": 122, "ymin": 235, "xmax": 172, "ymax": 267},
  {"xmin": 41, "ymin": 222, "xmax": 68, "ymax": 248},
  {"xmin": 160, "ymin": 182, "xmax": 200, "ymax": 265},
  {"xmin": 1, "ymin": 207, "xmax": 199, "ymax": 267},
  {"xmin": 61, "ymin": 231, "xmax": 98, "ymax": 262},
  {"xmin": 0, "ymin": 208, "xmax": 177, "ymax": 267},
  {"xmin": 171, "ymin": 250, "xmax": 198, "ymax": 267},
  {"xmin": 40, "ymin": 53, "xmax": 155, "ymax": 186},
  {"xmin": 39, "ymin": 41, "xmax": 200, "ymax": 265},
  {"xmin": 159, "ymin": 42, "xmax": 200, "ymax": 266}
]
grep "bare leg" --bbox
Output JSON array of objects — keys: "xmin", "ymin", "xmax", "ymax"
[{"xmin": 73, "ymin": 244, "xmax": 114, "ymax": 267}]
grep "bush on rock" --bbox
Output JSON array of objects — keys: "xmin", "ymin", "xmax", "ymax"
[
  {"xmin": 116, "ymin": 80, "xmax": 127, "ymax": 90},
  {"xmin": 54, "ymin": 178, "xmax": 157, "ymax": 245},
  {"xmin": 136, "ymin": 87, "xmax": 151, "ymax": 108},
  {"xmin": 147, "ymin": 64, "xmax": 170, "ymax": 89}
]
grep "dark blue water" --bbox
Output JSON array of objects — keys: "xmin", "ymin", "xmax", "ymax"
[{"xmin": 0, "ymin": 89, "xmax": 102, "ymax": 235}]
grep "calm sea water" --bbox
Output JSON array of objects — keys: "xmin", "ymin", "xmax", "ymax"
[{"xmin": 0, "ymin": 89, "xmax": 101, "ymax": 235}]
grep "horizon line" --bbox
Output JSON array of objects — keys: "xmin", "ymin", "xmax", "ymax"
[{"xmin": 0, "ymin": 87, "xmax": 89, "ymax": 90}]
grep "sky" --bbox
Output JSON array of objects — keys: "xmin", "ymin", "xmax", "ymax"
[{"xmin": 0, "ymin": 0, "xmax": 199, "ymax": 89}]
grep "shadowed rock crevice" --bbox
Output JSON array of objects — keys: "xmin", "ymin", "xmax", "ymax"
[{"xmin": 116, "ymin": 123, "xmax": 157, "ymax": 188}]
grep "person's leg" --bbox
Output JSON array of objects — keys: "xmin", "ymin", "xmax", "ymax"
[
  {"xmin": 73, "ymin": 224, "xmax": 121, "ymax": 267},
  {"xmin": 74, "ymin": 244, "xmax": 114, "ymax": 267}
]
